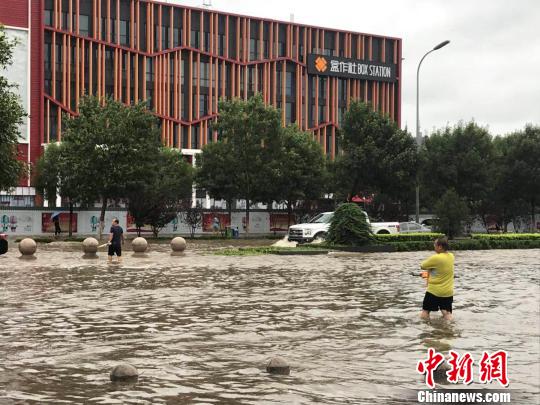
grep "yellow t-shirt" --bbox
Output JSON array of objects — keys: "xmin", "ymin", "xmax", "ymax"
[{"xmin": 421, "ymin": 252, "xmax": 454, "ymax": 297}]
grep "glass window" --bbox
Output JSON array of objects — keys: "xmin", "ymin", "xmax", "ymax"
[
  {"xmin": 120, "ymin": 20, "xmax": 129, "ymax": 46},
  {"xmin": 285, "ymin": 71, "xmax": 294, "ymax": 97},
  {"xmin": 44, "ymin": 0, "xmax": 53, "ymax": 26},
  {"xmin": 200, "ymin": 61, "xmax": 209, "ymax": 87},
  {"xmin": 79, "ymin": 15, "xmax": 90, "ymax": 36}
]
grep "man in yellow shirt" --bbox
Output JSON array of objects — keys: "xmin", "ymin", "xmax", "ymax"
[{"xmin": 420, "ymin": 236, "xmax": 454, "ymax": 321}]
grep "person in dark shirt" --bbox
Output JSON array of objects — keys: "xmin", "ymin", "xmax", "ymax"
[
  {"xmin": 107, "ymin": 218, "xmax": 124, "ymax": 263},
  {"xmin": 53, "ymin": 215, "xmax": 61, "ymax": 236}
]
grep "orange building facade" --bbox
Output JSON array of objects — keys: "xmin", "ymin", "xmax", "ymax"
[
  {"xmin": 1, "ymin": 0, "xmax": 401, "ymax": 205},
  {"xmin": 41, "ymin": 0, "xmax": 402, "ymax": 157}
]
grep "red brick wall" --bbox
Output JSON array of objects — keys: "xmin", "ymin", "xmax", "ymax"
[{"xmin": 0, "ymin": 0, "xmax": 28, "ymax": 28}]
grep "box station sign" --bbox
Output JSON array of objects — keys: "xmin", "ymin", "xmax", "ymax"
[{"xmin": 307, "ymin": 54, "xmax": 396, "ymax": 82}]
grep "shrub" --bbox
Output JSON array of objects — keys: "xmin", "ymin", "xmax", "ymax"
[
  {"xmin": 392, "ymin": 238, "xmax": 540, "ymax": 251},
  {"xmin": 471, "ymin": 233, "xmax": 540, "ymax": 240},
  {"xmin": 376, "ymin": 232, "xmax": 443, "ymax": 242},
  {"xmin": 434, "ymin": 189, "xmax": 470, "ymax": 238},
  {"xmin": 327, "ymin": 203, "xmax": 373, "ymax": 246}
]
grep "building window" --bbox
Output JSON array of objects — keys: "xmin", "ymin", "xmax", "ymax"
[
  {"xmin": 285, "ymin": 71, "xmax": 294, "ymax": 97},
  {"xmin": 120, "ymin": 20, "xmax": 129, "ymax": 46},
  {"xmin": 191, "ymin": 125, "xmax": 199, "ymax": 149},
  {"xmin": 200, "ymin": 61, "xmax": 209, "ymax": 87},
  {"xmin": 79, "ymin": 15, "xmax": 90, "ymax": 36},
  {"xmin": 146, "ymin": 57, "xmax": 154, "ymax": 108},
  {"xmin": 285, "ymin": 102, "xmax": 293, "ymax": 124},
  {"xmin": 319, "ymin": 105, "xmax": 326, "ymax": 123},
  {"xmin": 199, "ymin": 94, "xmax": 208, "ymax": 116},
  {"xmin": 44, "ymin": 0, "xmax": 53, "ymax": 26}
]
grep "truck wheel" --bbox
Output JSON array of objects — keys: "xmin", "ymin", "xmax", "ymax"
[
  {"xmin": 313, "ymin": 232, "xmax": 327, "ymax": 241},
  {"xmin": 376, "ymin": 230, "xmax": 390, "ymax": 234}
]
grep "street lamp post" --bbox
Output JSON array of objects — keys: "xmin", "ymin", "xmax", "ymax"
[{"xmin": 415, "ymin": 40, "xmax": 450, "ymax": 224}]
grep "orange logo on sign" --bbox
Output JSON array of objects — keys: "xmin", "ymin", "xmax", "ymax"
[{"xmin": 315, "ymin": 56, "xmax": 327, "ymax": 72}]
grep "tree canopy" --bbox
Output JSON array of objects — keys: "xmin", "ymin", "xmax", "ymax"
[
  {"xmin": 334, "ymin": 101, "xmax": 417, "ymax": 206},
  {"xmin": 61, "ymin": 95, "xmax": 163, "ymax": 238},
  {"xmin": 127, "ymin": 148, "xmax": 193, "ymax": 237}
]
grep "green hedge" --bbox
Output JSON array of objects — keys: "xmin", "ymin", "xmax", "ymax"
[
  {"xmin": 471, "ymin": 233, "xmax": 540, "ymax": 240},
  {"xmin": 375, "ymin": 232, "xmax": 443, "ymax": 242},
  {"xmin": 393, "ymin": 239, "xmax": 540, "ymax": 251}
]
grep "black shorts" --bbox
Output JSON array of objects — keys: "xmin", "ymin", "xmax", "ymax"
[
  {"xmin": 422, "ymin": 291, "xmax": 453, "ymax": 312},
  {"xmin": 108, "ymin": 243, "xmax": 122, "ymax": 257}
]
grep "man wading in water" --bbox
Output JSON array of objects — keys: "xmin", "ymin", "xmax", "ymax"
[
  {"xmin": 420, "ymin": 236, "xmax": 454, "ymax": 321},
  {"xmin": 107, "ymin": 218, "xmax": 124, "ymax": 263}
]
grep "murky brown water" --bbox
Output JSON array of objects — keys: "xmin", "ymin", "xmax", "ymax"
[{"xmin": 1, "ymin": 243, "xmax": 539, "ymax": 404}]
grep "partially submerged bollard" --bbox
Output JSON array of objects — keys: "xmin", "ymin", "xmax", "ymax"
[
  {"xmin": 82, "ymin": 237, "xmax": 99, "ymax": 259},
  {"xmin": 170, "ymin": 237, "xmax": 186, "ymax": 256},
  {"xmin": 433, "ymin": 358, "xmax": 451, "ymax": 385},
  {"xmin": 266, "ymin": 357, "xmax": 290, "ymax": 375},
  {"xmin": 18, "ymin": 238, "xmax": 37, "ymax": 260},
  {"xmin": 132, "ymin": 237, "xmax": 148, "ymax": 257},
  {"xmin": 110, "ymin": 363, "xmax": 139, "ymax": 382}
]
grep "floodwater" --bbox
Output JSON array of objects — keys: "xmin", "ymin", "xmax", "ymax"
[{"xmin": 0, "ymin": 242, "xmax": 539, "ymax": 404}]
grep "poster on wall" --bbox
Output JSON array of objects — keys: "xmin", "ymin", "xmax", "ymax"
[
  {"xmin": 269, "ymin": 213, "xmax": 294, "ymax": 232},
  {"xmin": 202, "ymin": 213, "xmax": 231, "ymax": 232},
  {"xmin": 0, "ymin": 213, "xmax": 34, "ymax": 233},
  {"xmin": 126, "ymin": 213, "xmax": 153, "ymax": 233},
  {"xmin": 42, "ymin": 213, "xmax": 78, "ymax": 233}
]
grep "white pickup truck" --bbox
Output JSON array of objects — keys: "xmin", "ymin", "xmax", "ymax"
[{"xmin": 287, "ymin": 211, "xmax": 400, "ymax": 243}]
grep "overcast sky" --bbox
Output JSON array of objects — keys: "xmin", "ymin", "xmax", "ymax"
[{"xmin": 167, "ymin": 0, "xmax": 539, "ymax": 136}]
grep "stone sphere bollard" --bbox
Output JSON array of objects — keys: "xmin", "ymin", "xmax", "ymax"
[
  {"xmin": 18, "ymin": 238, "xmax": 37, "ymax": 260},
  {"xmin": 433, "ymin": 359, "xmax": 451, "ymax": 385},
  {"xmin": 110, "ymin": 363, "xmax": 139, "ymax": 382},
  {"xmin": 266, "ymin": 357, "xmax": 290, "ymax": 375},
  {"xmin": 82, "ymin": 237, "xmax": 99, "ymax": 259},
  {"xmin": 170, "ymin": 237, "xmax": 186, "ymax": 256},
  {"xmin": 132, "ymin": 237, "xmax": 148, "ymax": 256}
]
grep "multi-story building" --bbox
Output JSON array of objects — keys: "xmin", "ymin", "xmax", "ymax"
[{"xmin": 0, "ymin": 0, "xmax": 402, "ymax": 207}]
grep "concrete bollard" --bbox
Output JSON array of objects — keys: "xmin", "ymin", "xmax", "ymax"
[
  {"xmin": 266, "ymin": 357, "xmax": 290, "ymax": 375},
  {"xmin": 433, "ymin": 359, "xmax": 451, "ymax": 385},
  {"xmin": 170, "ymin": 236, "xmax": 186, "ymax": 256},
  {"xmin": 18, "ymin": 238, "xmax": 37, "ymax": 260},
  {"xmin": 82, "ymin": 237, "xmax": 99, "ymax": 259},
  {"xmin": 110, "ymin": 363, "xmax": 139, "ymax": 382},
  {"xmin": 132, "ymin": 237, "xmax": 148, "ymax": 257}
]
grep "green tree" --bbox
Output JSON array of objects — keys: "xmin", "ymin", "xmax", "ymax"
[
  {"xmin": 211, "ymin": 95, "xmax": 282, "ymax": 232},
  {"xmin": 195, "ymin": 141, "xmax": 238, "ymax": 224},
  {"xmin": 495, "ymin": 125, "xmax": 540, "ymax": 232},
  {"xmin": 334, "ymin": 101, "xmax": 417, "ymax": 207},
  {"xmin": 420, "ymin": 121, "xmax": 495, "ymax": 219},
  {"xmin": 327, "ymin": 203, "xmax": 373, "ymax": 246},
  {"xmin": 34, "ymin": 143, "xmax": 62, "ymax": 207},
  {"xmin": 127, "ymin": 148, "xmax": 193, "ymax": 237},
  {"xmin": 61, "ymin": 95, "xmax": 162, "ymax": 239},
  {"xmin": 434, "ymin": 189, "xmax": 470, "ymax": 239},
  {"xmin": 181, "ymin": 202, "xmax": 204, "ymax": 238},
  {"xmin": 267, "ymin": 125, "xmax": 326, "ymax": 226},
  {"xmin": 0, "ymin": 25, "xmax": 26, "ymax": 190},
  {"xmin": 33, "ymin": 143, "xmax": 81, "ymax": 236}
]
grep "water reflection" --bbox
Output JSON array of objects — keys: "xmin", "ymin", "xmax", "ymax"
[{"xmin": 0, "ymin": 245, "xmax": 539, "ymax": 404}]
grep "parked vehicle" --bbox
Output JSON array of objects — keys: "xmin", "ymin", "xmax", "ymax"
[
  {"xmin": 399, "ymin": 221, "xmax": 432, "ymax": 233},
  {"xmin": 288, "ymin": 211, "xmax": 400, "ymax": 243}
]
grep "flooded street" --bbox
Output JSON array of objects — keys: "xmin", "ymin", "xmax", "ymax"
[{"xmin": 1, "ymin": 244, "xmax": 539, "ymax": 404}]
